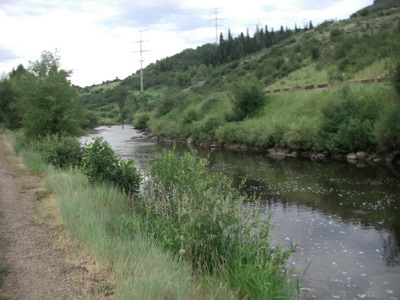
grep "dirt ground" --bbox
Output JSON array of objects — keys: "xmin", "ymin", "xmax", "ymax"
[{"xmin": 0, "ymin": 134, "xmax": 115, "ymax": 300}]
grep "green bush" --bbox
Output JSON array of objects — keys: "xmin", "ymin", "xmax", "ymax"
[
  {"xmin": 336, "ymin": 117, "xmax": 374, "ymax": 151},
  {"xmin": 31, "ymin": 135, "xmax": 83, "ymax": 168},
  {"xmin": 283, "ymin": 115, "xmax": 320, "ymax": 150},
  {"xmin": 83, "ymin": 137, "xmax": 140, "ymax": 195},
  {"xmin": 182, "ymin": 108, "xmax": 201, "ymax": 124},
  {"xmin": 391, "ymin": 56, "xmax": 400, "ymax": 96},
  {"xmin": 231, "ymin": 77, "xmax": 267, "ymax": 121},
  {"xmin": 156, "ymin": 91, "xmax": 185, "ymax": 117},
  {"xmin": 374, "ymin": 103, "xmax": 400, "ymax": 151},
  {"xmin": 133, "ymin": 112, "xmax": 152, "ymax": 129}
]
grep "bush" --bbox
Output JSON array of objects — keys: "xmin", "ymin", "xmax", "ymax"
[
  {"xmin": 231, "ymin": 77, "xmax": 267, "ymax": 121},
  {"xmin": 318, "ymin": 86, "xmax": 382, "ymax": 152},
  {"xmin": 283, "ymin": 116, "xmax": 320, "ymax": 150},
  {"xmin": 182, "ymin": 108, "xmax": 201, "ymax": 124},
  {"xmin": 133, "ymin": 112, "xmax": 152, "ymax": 129},
  {"xmin": 374, "ymin": 103, "xmax": 400, "ymax": 152},
  {"xmin": 336, "ymin": 117, "xmax": 374, "ymax": 151},
  {"xmin": 156, "ymin": 91, "xmax": 186, "ymax": 117},
  {"xmin": 391, "ymin": 56, "xmax": 400, "ymax": 96},
  {"xmin": 31, "ymin": 135, "xmax": 83, "ymax": 168},
  {"xmin": 82, "ymin": 137, "xmax": 140, "ymax": 195}
]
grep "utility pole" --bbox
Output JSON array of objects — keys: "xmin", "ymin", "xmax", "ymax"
[
  {"xmin": 256, "ymin": 19, "xmax": 262, "ymax": 44},
  {"xmin": 213, "ymin": 8, "xmax": 221, "ymax": 45},
  {"xmin": 134, "ymin": 30, "xmax": 150, "ymax": 93}
]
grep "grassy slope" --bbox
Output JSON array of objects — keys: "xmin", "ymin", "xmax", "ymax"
[{"xmin": 82, "ymin": 5, "xmax": 400, "ymax": 153}]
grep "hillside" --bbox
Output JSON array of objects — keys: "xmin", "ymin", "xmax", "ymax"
[{"xmin": 78, "ymin": 4, "xmax": 400, "ymax": 155}]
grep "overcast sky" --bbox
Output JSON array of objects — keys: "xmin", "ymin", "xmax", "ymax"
[{"xmin": 0, "ymin": 0, "xmax": 372, "ymax": 87}]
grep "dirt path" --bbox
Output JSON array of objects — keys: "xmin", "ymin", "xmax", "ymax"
[{"xmin": 0, "ymin": 134, "xmax": 115, "ymax": 300}]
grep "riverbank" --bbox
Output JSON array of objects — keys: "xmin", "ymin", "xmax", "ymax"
[
  {"xmin": 3, "ymin": 129, "xmax": 298, "ymax": 299},
  {"xmin": 87, "ymin": 125, "xmax": 400, "ymax": 299},
  {"xmin": 140, "ymin": 131, "xmax": 400, "ymax": 167},
  {"xmin": 0, "ymin": 133, "xmax": 114, "ymax": 299}
]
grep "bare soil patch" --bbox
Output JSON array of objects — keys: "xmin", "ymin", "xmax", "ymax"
[{"xmin": 0, "ymin": 134, "xmax": 115, "ymax": 300}]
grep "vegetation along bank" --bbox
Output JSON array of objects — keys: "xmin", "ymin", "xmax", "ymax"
[
  {"xmin": 1, "ymin": 1, "xmax": 400, "ymax": 298},
  {"xmin": 70, "ymin": 3, "xmax": 400, "ymax": 163},
  {"xmin": 0, "ymin": 50, "xmax": 299, "ymax": 297}
]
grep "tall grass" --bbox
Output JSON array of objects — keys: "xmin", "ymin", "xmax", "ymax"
[
  {"xmin": 138, "ymin": 149, "xmax": 294, "ymax": 299},
  {"xmin": 5, "ymin": 129, "xmax": 47, "ymax": 174},
  {"xmin": 46, "ymin": 168, "xmax": 200, "ymax": 299}
]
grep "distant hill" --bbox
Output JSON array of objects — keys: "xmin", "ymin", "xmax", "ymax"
[
  {"xmin": 352, "ymin": 0, "xmax": 400, "ymax": 17},
  {"xmin": 374, "ymin": 0, "xmax": 400, "ymax": 6},
  {"xmin": 77, "ymin": 5, "xmax": 400, "ymax": 154}
]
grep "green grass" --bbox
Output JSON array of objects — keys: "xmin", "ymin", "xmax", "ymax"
[
  {"xmin": 265, "ymin": 64, "xmax": 331, "ymax": 90},
  {"xmin": 90, "ymin": 81, "xmax": 121, "ymax": 91},
  {"xmin": 45, "ymin": 168, "xmax": 202, "ymax": 299},
  {"xmin": 44, "ymin": 148, "xmax": 295, "ymax": 299}
]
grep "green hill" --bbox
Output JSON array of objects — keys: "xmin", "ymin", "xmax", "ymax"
[{"xmin": 79, "ymin": 4, "xmax": 400, "ymax": 155}]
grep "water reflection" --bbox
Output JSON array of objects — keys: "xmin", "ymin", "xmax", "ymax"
[{"xmin": 82, "ymin": 126, "xmax": 400, "ymax": 299}]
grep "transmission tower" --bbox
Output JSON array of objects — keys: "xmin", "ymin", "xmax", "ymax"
[
  {"xmin": 213, "ymin": 8, "xmax": 221, "ymax": 44},
  {"xmin": 134, "ymin": 30, "xmax": 150, "ymax": 93}
]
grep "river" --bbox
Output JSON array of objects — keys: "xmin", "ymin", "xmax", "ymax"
[{"xmin": 81, "ymin": 125, "xmax": 400, "ymax": 300}]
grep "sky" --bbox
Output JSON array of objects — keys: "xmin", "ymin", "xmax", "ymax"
[{"xmin": 0, "ymin": 0, "xmax": 373, "ymax": 87}]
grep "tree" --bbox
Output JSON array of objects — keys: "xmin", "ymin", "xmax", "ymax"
[
  {"xmin": 0, "ymin": 77, "xmax": 21, "ymax": 129},
  {"xmin": 13, "ymin": 51, "xmax": 82, "ymax": 138}
]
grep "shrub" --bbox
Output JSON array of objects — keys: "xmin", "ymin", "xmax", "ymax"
[
  {"xmin": 330, "ymin": 28, "xmax": 343, "ymax": 42},
  {"xmin": 200, "ymin": 95, "xmax": 219, "ymax": 114},
  {"xmin": 82, "ymin": 137, "xmax": 140, "ymax": 195},
  {"xmin": 336, "ymin": 117, "xmax": 374, "ymax": 152},
  {"xmin": 231, "ymin": 77, "xmax": 267, "ymax": 121},
  {"xmin": 374, "ymin": 103, "xmax": 400, "ymax": 152},
  {"xmin": 133, "ymin": 112, "xmax": 152, "ymax": 129},
  {"xmin": 31, "ymin": 135, "xmax": 83, "ymax": 168},
  {"xmin": 156, "ymin": 91, "xmax": 186, "ymax": 117},
  {"xmin": 283, "ymin": 115, "xmax": 320, "ymax": 150},
  {"xmin": 391, "ymin": 56, "xmax": 400, "ymax": 96},
  {"xmin": 182, "ymin": 108, "xmax": 201, "ymax": 124}
]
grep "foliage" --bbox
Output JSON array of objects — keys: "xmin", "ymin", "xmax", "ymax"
[
  {"xmin": 12, "ymin": 51, "xmax": 83, "ymax": 138},
  {"xmin": 155, "ymin": 90, "xmax": 187, "ymax": 117},
  {"xmin": 391, "ymin": 55, "xmax": 400, "ymax": 96},
  {"xmin": 231, "ymin": 77, "xmax": 267, "ymax": 121},
  {"xmin": 133, "ymin": 112, "xmax": 152, "ymax": 129},
  {"xmin": 76, "ymin": 6, "xmax": 400, "ymax": 154},
  {"xmin": 374, "ymin": 102, "xmax": 400, "ymax": 151},
  {"xmin": 318, "ymin": 86, "xmax": 379, "ymax": 152},
  {"xmin": 46, "ymin": 168, "xmax": 199, "ymax": 299},
  {"xmin": 138, "ymin": 149, "xmax": 293, "ymax": 298},
  {"xmin": 30, "ymin": 135, "xmax": 83, "ymax": 168},
  {"xmin": 82, "ymin": 137, "xmax": 140, "ymax": 195},
  {"xmin": 0, "ymin": 76, "xmax": 21, "ymax": 129}
]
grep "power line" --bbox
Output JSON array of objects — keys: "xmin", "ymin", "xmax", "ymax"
[
  {"xmin": 213, "ymin": 8, "xmax": 221, "ymax": 45},
  {"xmin": 134, "ymin": 30, "xmax": 150, "ymax": 93}
]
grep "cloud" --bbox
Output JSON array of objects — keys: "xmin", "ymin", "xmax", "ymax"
[
  {"xmin": 0, "ymin": 45, "xmax": 20, "ymax": 63},
  {"xmin": 100, "ymin": 0, "xmax": 211, "ymax": 32}
]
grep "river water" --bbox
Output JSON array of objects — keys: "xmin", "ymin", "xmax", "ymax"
[{"xmin": 81, "ymin": 125, "xmax": 400, "ymax": 299}]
